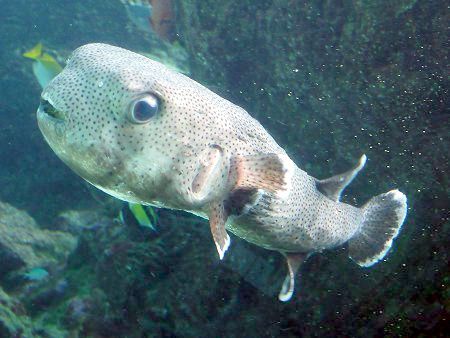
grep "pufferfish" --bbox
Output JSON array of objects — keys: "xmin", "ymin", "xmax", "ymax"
[{"xmin": 36, "ymin": 44, "xmax": 407, "ymax": 301}]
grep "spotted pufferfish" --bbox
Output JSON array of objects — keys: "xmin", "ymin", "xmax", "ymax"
[{"xmin": 37, "ymin": 44, "xmax": 407, "ymax": 301}]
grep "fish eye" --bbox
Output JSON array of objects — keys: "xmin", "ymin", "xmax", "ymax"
[{"xmin": 129, "ymin": 94, "xmax": 159, "ymax": 124}]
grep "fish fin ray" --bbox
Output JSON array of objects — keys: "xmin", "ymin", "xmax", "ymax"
[
  {"xmin": 278, "ymin": 252, "xmax": 307, "ymax": 302},
  {"xmin": 233, "ymin": 153, "xmax": 294, "ymax": 199},
  {"xmin": 349, "ymin": 189, "xmax": 407, "ymax": 267},
  {"xmin": 316, "ymin": 154, "xmax": 367, "ymax": 201},
  {"xmin": 209, "ymin": 201, "xmax": 231, "ymax": 260}
]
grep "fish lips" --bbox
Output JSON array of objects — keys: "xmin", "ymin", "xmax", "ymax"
[
  {"xmin": 37, "ymin": 96, "xmax": 66, "ymax": 121},
  {"xmin": 36, "ymin": 96, "xmax": 66, "ymax": 145}
]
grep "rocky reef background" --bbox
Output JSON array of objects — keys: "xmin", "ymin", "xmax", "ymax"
[{"xmin": 0, "ymin": 0, "xmax": 448, "ymax": 337}]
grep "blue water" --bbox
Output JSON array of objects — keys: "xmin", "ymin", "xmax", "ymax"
[{"xmin": 0, "ymin": 0, "xmax": 447, "ymax": 337}]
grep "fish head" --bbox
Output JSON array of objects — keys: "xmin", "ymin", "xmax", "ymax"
[{"xmin": 37, "ymin": 43, "xmax": 230, "ymax": 208}]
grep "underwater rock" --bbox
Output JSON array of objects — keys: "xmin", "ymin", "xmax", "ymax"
[
  {"xmin": 222, "ymin": 239, "xmax": 284, "ymax": 297},
  {"xmin": 0, "ymin": 201, "xmax": 77, "ymax": 278},
  {"xmin": 56, "ymin": 209, "xmax": 114, "ymax": 235},
  {"xmin": 62, "ymin": 291, "xmax": 109, "ymax": 331},
  {"xmin": 27, "ymin": 278, "xmax": 69, "ymax": 312},
  {"xmin": 172, "ymin": 1, "xmax": 448, "ymax": 335},
  {"xmin": 175, "ymin": 0, "xmax": 447, "ymax": 181},
  {"xmin": 0, "ymin": 286, "xmax": 33, "ymax": 337}
]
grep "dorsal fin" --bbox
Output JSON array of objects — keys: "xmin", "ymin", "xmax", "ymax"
[{"xmin": 316, "ymin": 154, "xmax": 367, "ymax": 202}]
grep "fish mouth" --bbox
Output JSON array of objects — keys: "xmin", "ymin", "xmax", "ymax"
[{"xmin": 37, "ymin": 97, "xmax": 65, "ymax": 121}]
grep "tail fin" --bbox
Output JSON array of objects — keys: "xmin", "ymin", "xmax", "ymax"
[{"xmin": 349, "ymin": 189, "xmax": 407, "ymax": 267}]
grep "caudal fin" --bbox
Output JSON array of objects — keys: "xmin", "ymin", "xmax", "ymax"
[{"xmin": 349, "ymin": 189, "xmax": 407, "ymax": 267}]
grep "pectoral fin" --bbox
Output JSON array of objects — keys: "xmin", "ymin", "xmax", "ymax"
[
  {"xmin": 278, "ymin": 252, "xmax": 307, "ymax": 302},
  {"xmin": 232, "ymin": 153, "xmax": 294, "ymax": 198},
  {"xmin": 209, "ymin": 201, "xmax": 231, "ymax": 260},
  {"xmin": 316, "ymin": 154, "xmax": 367, "ymax": 201}
]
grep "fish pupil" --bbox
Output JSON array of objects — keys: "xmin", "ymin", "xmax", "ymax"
[{"xmin": 131, "ymin": 96, "xmax": 158, "ymax": 123}]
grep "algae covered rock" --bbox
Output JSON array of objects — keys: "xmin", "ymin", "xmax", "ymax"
[
  {"xmin": 175, "ymin": 0, "xmax": 448, "ymax": 183},
  {"xmin": 0, "ymin": 202, "xmax": 77, "ymax": 277},
  {"xmin": 0, "ymin": 286, "xmax": 33, "ymax": 337}
]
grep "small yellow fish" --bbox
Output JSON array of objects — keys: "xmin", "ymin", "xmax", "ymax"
[
  {"xmin": 127, "ymin": 203, "xmax": 157, "ymax": 230},
  {"xmin": 23, "ymin": 43, "xmax": 62, "ymax": 88}
]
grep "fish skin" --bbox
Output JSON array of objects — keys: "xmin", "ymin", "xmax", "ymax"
[{"xmin": 37, "ymin": 44, "xmax": 407, "ymax": 301}]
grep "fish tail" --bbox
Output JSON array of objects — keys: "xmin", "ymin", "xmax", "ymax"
[{"xmin": 348, "ymin": 189, "xmax": 407, "ymax": 267}]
